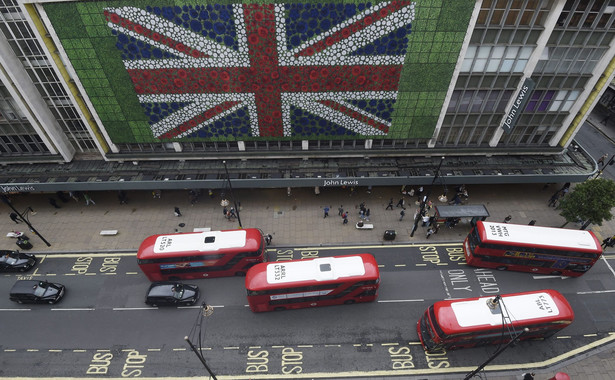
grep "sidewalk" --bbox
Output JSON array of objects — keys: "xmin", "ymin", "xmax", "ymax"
[
  {"xmin": 4, "ymin": 183, "xmax": 613, "ymax": 253},
  {"xmin": 3, "ymin": 182, "xmax": 615, "ymax": 379}
]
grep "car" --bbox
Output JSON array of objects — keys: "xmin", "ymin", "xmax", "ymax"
[
  {"xmin": 9, "ymin": 280, "xmax": 65, "ymax": 304},
  {"xmin": 0, "ymin": 250, "xmax": 36, "ymax": 272},
  {"xmin": 145, "ymin": 282, "xmax": 200, "ymax": 307}
]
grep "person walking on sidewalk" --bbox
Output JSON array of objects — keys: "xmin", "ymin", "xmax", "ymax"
[
  {"xmin": 342, "ymin": 212, "xmax": 348, "ymax": 225},
  {"xmin": 338, "ymin": 205, "xmax": 344, "ymax": 216},
  {"xmin": 386, "ymin": 198, "xmax": 394, "ymax": 210},
  {"xmin": 48, "ymin": 198, "xmax": 60, "ymax": 209},
  {"xmin": 323, "ymin": 206, "xmax": 329, "ymax": 218},
  {"xmin": 602, "ymin": 236, "xmax": 614, "ymax": 248},
  {"xmin": 9, "ymin": 212, "xmax": 20, "ymax": 224},
  {"xmin": 426, "ymin": 227, "xmax": 435, "ymax": 239},
  {"xmin": 84, "ymin": 193, "xmax": 95, "ymax": 206},
  {"xmin": 598, "ymin": 153, "xmax": 608, "ymax": 167},
  {"xmin": 399, "ymin": 209, "xmax": 405, "ymax": 221},
  {"xmin": 396, "ymin": 198, "xmax": 405, "ymax": 209},
  {"xmin": 174, "ymin": 207, "xmax": 182, "ymax": 217},
  {"xmin": 69, "ymin": 191, "xmax": 79, "ymax": 202}
]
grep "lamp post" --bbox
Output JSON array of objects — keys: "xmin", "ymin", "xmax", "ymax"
[
  {"xmin": 185, "ymin": 303, "xmax": 217, "ymax": 379},
  {"xmin": 1, "ymin": 195, "xmax": 51, "ymax": 246},
  {"xmin": 463, "ymin": 327, "xmax": 529, "ymax": 379},
  {"xmin": 222, "ymin": 160, "xmax": 243, "ymax": 228},
  {"xmin": 410, "ymin": 156, "xmax": 445, "ymax": 237}
]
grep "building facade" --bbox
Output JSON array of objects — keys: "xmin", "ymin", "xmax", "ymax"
[{"xmin": 0, "ymin": 0, "xmax": 612, "ymax": 190}]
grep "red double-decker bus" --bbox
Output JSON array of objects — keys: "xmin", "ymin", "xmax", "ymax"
[
  {"xmin": 137, "ymin": 228, "xmax": 266, "ymax": 281},
  {"xmin": 417, "ymin": 289, "xmax": 574, "ymax": 352},
  {"xmin": 464, "ymin": 221, "xmax": 602, "ymax": 277},
  {"xmin": 245, "ymin": 254, "xmax": 380, "ymax": 312}
]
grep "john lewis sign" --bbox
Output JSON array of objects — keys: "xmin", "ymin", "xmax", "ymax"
[{"xmin": 502, "ymin": 78, "xmax": 535, "ymax": 134}]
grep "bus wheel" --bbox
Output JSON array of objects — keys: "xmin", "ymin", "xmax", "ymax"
[
  {"xmin": 235, "ymin": 271, "xmax": 246, "ymax": 277},
  {"xmin": 550, "ymin": 271, "xmax": 562, "ymax": 276},
  {"xmin": 274, "ymin": 307, "xmax": 285, "ymax": 311},
  {"xmin": 496, "ymin": 266, "xmax": 507, "ymax": 271},
  {"xmin": 344, "ymin": 299, "xmax": 356, "ymax": 305}
]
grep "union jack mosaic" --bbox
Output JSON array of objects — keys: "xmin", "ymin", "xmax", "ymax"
[{"xmin": 103, "ymin": 2, "xmax": 415, "ymax": 139}]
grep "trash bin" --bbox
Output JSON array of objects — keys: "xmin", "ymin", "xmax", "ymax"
[
  {"xmin": 384, "ymin": 230, "xmax": 396, "ymax": 241},
  {"xmin": 16, "ymin": 237, "xmax": 32, "ymax": 250}
]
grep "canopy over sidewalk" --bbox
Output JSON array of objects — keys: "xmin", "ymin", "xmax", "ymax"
[{"xmin": 433, "ymin": 204, "xmax": 490, "ymax": 225}]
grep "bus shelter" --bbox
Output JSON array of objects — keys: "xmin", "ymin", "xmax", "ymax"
[{"xmin": 433, "ymin": 204, "xmax": 490, "ymax": 226}]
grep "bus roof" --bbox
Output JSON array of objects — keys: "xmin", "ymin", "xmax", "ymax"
[
  {"xmin": 434, "ymin": 289, "xmax": 574, "ymax": 335},
  {"xmin": 477, "ymin": 221, "xmax": 601, "ymax": 251},
  {"xmin": 246, "ymin": 254, "xmax": 379, "ymax": 290},
  {"xmin": 137, "ymin": 228, "xmax": 262, "ymax": 259}
]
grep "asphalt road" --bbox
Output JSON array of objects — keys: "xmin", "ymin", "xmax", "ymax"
[{"xmin": 1, "ymin": 245, "xmax": 614, "ymax": 379}]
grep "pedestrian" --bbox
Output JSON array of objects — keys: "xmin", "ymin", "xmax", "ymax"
[
  {"xmin": 504, "ymin": 215, "xmax": 512, "ymax": 223},
  {"xmin": 396, "ymin": 198, "xmax": 405, "ymax": 209},
  {"xmin": 323, "ymin": 206, "xmax": 329, "ymax": 218},
  {"xmin": 602, "ymin": 236, "xmax": 613, "ymax": 248},
  {"xmin": 426, "ymin": 227, "xmax": 435, "ymax": 239},
  {"xmin": 117, "ymin": 191, "xmax": 127, "ymax": 205},
  {"xmin": 417, "ymin": 186, "xmax": 424, "ymax": 201},
  {"xmin": 229, "ymin": 207, "xmax": 236, "ymax": 219},
  {"xmin": 365, "ymin": 208, "xmax": 370, "ymax": 221},
  {"xmin": 338, "ymin": 205, "xmax": 344, "ymax": 216},
  {"xmin": 152, "ymin": 190, "xmax": 161, "ymax": 199},
  {"xmin": 84, "ymin": 193, "xmax": 95, "ymax": 206},
  {"xmin": 48, "ymin": 197, "xmax": 60, "ymax": 209},
  {"xmin": 265, "ymin": 234, "xmax": 272, "ymax": 246},
  {"xmin": 548, "ymin": 191, "xmax": 560, "ymax": 207},
  {"xmin": 522, "ymin": 373, "xmax": 534, "ymax": 380},
  {"xmin": 69, "ymin": 191, "xmax": 79, "ymax": 202},
  {"xmin": 9, "ymin": 212, "xmax": 20, "ymax": 224},
  {"xmin": 609, "ymin": 236, "xmax": 615, "ymax": 248},
  {"xmin": 422, "ymin": 213, "xmax": 430, "ymax": 227},
  {"xmin": 386, "ymin": 198, "xmax": 394, "ymax": 210},
  {"xmin": 399, "ymin": 209, "xmax": 405, "ymax": 221},
  {"xmin": 56, "ymin": 191, "xmax": 70, "ymax": 203},
  {"xmin": 359, "ymin": 209, "xmax": 365, "ymax": 220},
  {"xmin": 208, "ymin": 189, "xmax": 214, "ymax": 198},
  {"xmin": 223, "ymin": 207, "xmax": 228, "ymax": 218},
  {"xmin": 174, "ymin": 206, "xmax": 182, "ymax": 217}
]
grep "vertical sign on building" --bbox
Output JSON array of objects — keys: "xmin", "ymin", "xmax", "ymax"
[{"xmin": 501, "ymin": 78, "xmax": 535, "ymax": 134}]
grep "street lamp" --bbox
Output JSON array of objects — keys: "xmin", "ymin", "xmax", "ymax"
[
  {"xmin": 1, "ymin": 195, "xmax": 51, "ymax": 246},
  {"xmin": 410, "ymin": 156, "xmax": 445, "ymax": 237},
  {"xmin": 222, "ymin": 160, "xmax": 243, "ymax": 228},
  {"xmin": 463, "ymin": 327, "xmax": 529, "ymax": 379},
  {"xmin": 185, "ymin": 303, "xmax": 217, "ymax": 379},
  {"xmin": 464, "ymin": 295, "xmax": 528, "ymax": 379}
]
